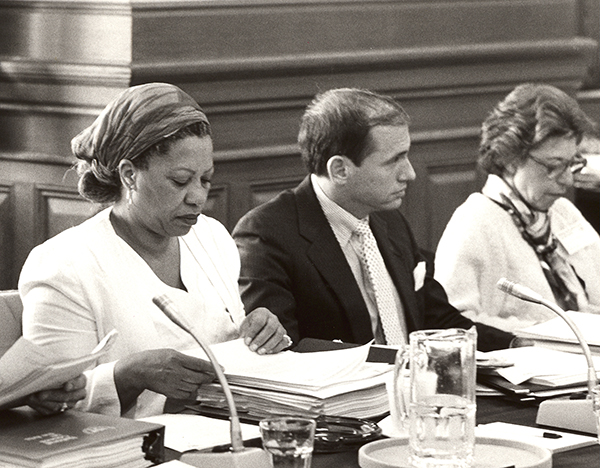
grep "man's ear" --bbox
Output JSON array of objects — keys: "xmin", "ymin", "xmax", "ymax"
[
  {"xmin": 118, "ymin": 159, "xmax": 137, "ymax": 191},
  {"xmin": 326, "ymin": 155, "xmax": 352, "ymax": 183}
]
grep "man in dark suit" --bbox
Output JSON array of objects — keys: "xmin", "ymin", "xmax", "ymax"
[{"xmin": 233, "ymin": 88, "xmax": 514, "ymax": 351}]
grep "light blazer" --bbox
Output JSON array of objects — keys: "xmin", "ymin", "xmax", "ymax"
[{"xmin": 233, "ymin": 177, "xmax": 513, "ymax": 351}]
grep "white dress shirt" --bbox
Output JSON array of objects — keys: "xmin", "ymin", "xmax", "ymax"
[{"xmin": 311, "ymin": 175, "xmax": 406, "ymax": 344}]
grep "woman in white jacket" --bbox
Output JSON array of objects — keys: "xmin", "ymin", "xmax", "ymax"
[
  {"xmin": 19, "ymin": 83, "xmax": 288, "ymax": 418},
  {"xmin": 435, "ymin": 83, "xmax": 600, "ymax": 333}
]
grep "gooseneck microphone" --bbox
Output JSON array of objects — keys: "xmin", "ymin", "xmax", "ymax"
[
  {"xmin": 497, "ymin": 278, "xmax": 598, "ymax": 394},
  {"xmin": 497, "ymin": 278, "xmax": 599, "ymax": 434},
  {"xmin": 152, "ymin": 295, "xmax": 270, "ymax": 467},
  {"xmin": 152, "ymin": 295, "xmax": 245, "ymax": 450}
]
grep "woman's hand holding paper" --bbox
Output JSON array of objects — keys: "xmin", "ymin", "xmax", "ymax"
[
  {"xmin": 115, "ymin": 349, "xmax": 216, "ymax": 405},
  {"xmin": 240, "ymin": 307, "xmax": 289, "ymax": 355},
  {"xmin": 25, "ymin": 374, "xmax": 87, "ymax": 415}
]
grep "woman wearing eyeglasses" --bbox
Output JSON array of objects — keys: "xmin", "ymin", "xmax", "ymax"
[{"xmin": 434, "ymin": 83, "xmax": 600, "ymax": 333}]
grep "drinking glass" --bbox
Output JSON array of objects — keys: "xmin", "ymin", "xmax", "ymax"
[
  {"xmin": 393, "ymin": 328, "xmax": 477, "ymax": 468},
  {"xmin": 259, "ymin": 417, "xmax": 316, "ymax": 468}
]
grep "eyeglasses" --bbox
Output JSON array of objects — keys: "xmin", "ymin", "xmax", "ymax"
[{"xmin": 528, "ymin": 153, "xmax": 587, "ymax": 179}]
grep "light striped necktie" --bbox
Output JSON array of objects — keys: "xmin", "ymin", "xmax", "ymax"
[{"xmin": 354, "ymin": 219, "xmax": 405, "ymax": 345}]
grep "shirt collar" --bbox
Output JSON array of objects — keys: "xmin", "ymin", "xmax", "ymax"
[{"xmin": 310, "ymin": 174, "xmax": 366, "ymax": 245}]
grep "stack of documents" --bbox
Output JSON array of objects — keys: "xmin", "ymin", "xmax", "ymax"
[
  {"xmin": 0, "ymin": 407, "xmax": 164, "ymax": 467},
  {"xmin": 189, "ymin": 339, "xmax": 392, "ymax": 420},
  {"xmin": 477, "ymin": 346, "xmax": 600, "ymax": 401},
  {"xmin": 515, "ymin": 311, "xmax": 600, "ymax": 355}
]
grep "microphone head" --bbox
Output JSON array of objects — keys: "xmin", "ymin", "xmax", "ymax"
[
  {"xmin": 496, "ymin": 278, "xmax": 514, "ymax": 295},
  {"xmin": 153, "ymin": 294, "xmax": 185, "ymax": 328},
  {"xmin": 496, "ymin": 278, "xmax": 543, "ymax": 304},
  {"xmin": 152, "ymin": 294, "xmax": 173, "ymax": 312}
]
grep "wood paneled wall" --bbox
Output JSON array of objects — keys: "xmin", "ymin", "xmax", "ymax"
[{"xmin": 0, "ymin": 0, "xmax": 598, "ymax": 289}]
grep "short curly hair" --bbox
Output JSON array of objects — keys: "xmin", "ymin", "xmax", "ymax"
[{"xmin": 478, "ymin": 83, "xmax": 596, "ymax": 176}]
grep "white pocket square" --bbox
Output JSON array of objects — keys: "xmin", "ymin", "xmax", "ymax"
[{"xmin": 413, "ymin": 261, "xmax": 426, "ymax": 291}]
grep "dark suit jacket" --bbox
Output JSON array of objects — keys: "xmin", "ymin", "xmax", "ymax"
[{"xmin": 233, "ymin": 176, "xmax": 513, "ymax": 351}]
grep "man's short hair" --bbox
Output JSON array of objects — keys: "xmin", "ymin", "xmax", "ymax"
[{"xmin": 298, "ymin": 88, "xmax": 410, "ymax": 175}]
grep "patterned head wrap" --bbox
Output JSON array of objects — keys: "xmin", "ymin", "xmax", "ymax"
[{"xmin": 71, "ymin": 83, "xmax": 210, "ymax": 181}]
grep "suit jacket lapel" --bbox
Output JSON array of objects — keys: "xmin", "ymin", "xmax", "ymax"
[
  {"xmin": 294, "ymin": 178, "xmax": 374, "ymax": 342},
  {"xmin": 370, "ymin": 214, "xmax": 420, "ymax": 332}
]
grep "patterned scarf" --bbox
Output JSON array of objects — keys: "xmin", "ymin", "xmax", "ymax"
[
  {"xmin": 482, "ymin": 175, "xmax": 588, "ymax": 311},
  {"xmin": 71, "ymin": 83, "xmax": 209, "ymax": 172}
]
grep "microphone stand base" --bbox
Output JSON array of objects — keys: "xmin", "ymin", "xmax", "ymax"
[
  {"xmin": 180, "ymin": 447, "xmax": 270, "ymax": 468},
  {"xmin": 536, "ymin": 398, "xmax": 597, "ymax": 434}
]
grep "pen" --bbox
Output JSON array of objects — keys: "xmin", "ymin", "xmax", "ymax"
[{"xmin": 542, "ymin": 431, "xmax": 562, "ymax": 439}]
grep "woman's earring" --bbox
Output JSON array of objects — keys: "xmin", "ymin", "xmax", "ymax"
[{"xmin": 126, "ymin": 187, "xmax": 133, "ymax": 205}]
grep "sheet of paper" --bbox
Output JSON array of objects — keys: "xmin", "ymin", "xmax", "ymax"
[
  {"xmin": 476, "ymin": 422, "xmax": 598, "ymax": 453},
  {"xmin": 186, "ymin": 338, "xmax": 388, "ymax": 391},
  {"xmin": 517, "ymin": 311, "xmax": 600, "ymax": 346},
  {"xmin": 155, "ymin": 461, "xmax": 197, "ymax": 468},
  {"xmin": 478, "ymin": 346, "xmax": 600, "ymax": 386},
  {"xmin": 377, "ymin": 414, "xmax": 406, "ymax": 438},
  {"xmin": 227, "ymin": 370, "xmax": 390, "ymax": 399},
  {"xmin": 140, "ymin": 413, "xmax": 261, "ymax": 453},
  {"xmin": 0, "ymin": 329, "xmax": 118, "ymax": 407}
]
